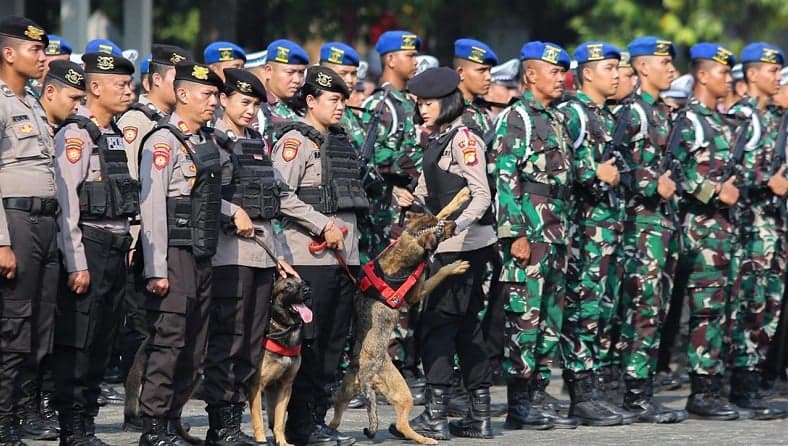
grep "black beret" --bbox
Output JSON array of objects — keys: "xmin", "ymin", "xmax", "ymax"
[
  {"xmin": 151, "ymin": 44, "xmax": 191, "ymax": 66},
  {"xmin": 174, "ymin": 61, "xmax": 223, "ymax": 88},
  {"xmin": 407, "ymin": 66, "xmax": 460, "ymax": 99},
  {"xmin": 0, "ymin": 16, "xmax": 48, "ymax": 46},
  {"xmin": 82, "ymin": 52, "xmax": 135, "ymax": 75},
  {"xmin": 304, "ymin": 66, "xmax": 349, "ymax": 98},
  {"xmin": 223, "ymin": 68, "xmax": 267, "ymax": 102},
  {"xmin": 46, "ymin": 60, "xmax": 85, "ymax": 91}
]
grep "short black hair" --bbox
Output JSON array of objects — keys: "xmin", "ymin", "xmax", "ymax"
[
  {"xmin": 147, "ymin": 61, "xmax": 171, "ymax": 88},
  {"xmin": 0, "ymin": 36, "xmax": 19, "ymax": 63},
  {"xmin": 288, "ymin": 81, "xmax": 326, "ymax": 116},
  {"xmin": 434, "ymin": 89, "xmax": 464, "ymax": 127},
  {"xmin": 690, "ymin": 59, "xmax": 717, "ymax": 79},
  {"xmin": 575, "ymin": 61, "xmax": 600, "ymax": 87},
  {"xmin": 42, "ymin": 75, "xmax": 69, "ymax": 91},
  {"xmin": 742, "ymin": 62, "xmax": 763, "ymax": 84}
]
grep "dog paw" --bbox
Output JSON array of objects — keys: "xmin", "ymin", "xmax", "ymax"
[
  {"xmin": 446, "ymin": 260, "xmax": 470, "ymax": 275},
  {"xmin": 417, "ymin": 436, "xmax": 439, "ymax": 445}
]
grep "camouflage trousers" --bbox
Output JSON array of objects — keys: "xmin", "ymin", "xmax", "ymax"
[
  {"xmin": 730, "ymin": 208, "xmax": 786, "ymax": 370},
  {"xmin": 598, "ymin": 241, "xmax": 625, "ymax": 369},
  {"xmin": 562, "ymin": 223, "xmax": 622, "ymax": 373},
  {"xmin": 620, "ymin": 221, "xmax": 678, "ymax": 380},
  {"xmin": 502, "ymin": 242, "xmax": 567, "ymax": 382},
  {"xmin": 681, "ymin": 212, "xmax": 735, "ymax": 376}
]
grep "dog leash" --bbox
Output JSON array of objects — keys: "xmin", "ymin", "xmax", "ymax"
[{"xmin": 308, "ymin": 227, "xmax": 357, "ymax": 285}]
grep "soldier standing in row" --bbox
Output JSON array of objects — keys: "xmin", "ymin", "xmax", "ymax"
[
  {"xmin": 262, "ymin": 39, "xmax": 309, "ymax": 127},
  {"xmin": 318, "ymin": 42, "xmax": 366, "ymax": 152},
  {"xmin": 38, "ymin": 61, "xmax": 85, "ymax": 130},
  {"xmin": 204, "ymin": 41, "xmax": 246, "ymax": 82},
  {"xmin": 52, "ymin": 52, "xmax": 137, "ymax": 446},
  {"xmin": 493, "ymin": 41, "xmax": 575, "ymax": 430}
]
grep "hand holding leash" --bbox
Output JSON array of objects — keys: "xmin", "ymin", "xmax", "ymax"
[{"xmin": 309, "ymin": 224, "xmax": 348, "ymax": 253}]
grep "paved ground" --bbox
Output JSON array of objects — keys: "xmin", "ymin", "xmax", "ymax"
[{"xmin": 27, "ymin": 375, "xmax": 788, "ymax": 446}]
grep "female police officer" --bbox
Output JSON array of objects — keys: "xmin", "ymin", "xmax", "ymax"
[
  {"xmin": 270, "ymin": 66, "xmax": 368, "ymax": 446},
  {"xmin": 392, "ymin": 67, "xmax": 497, "ymax": 440}
]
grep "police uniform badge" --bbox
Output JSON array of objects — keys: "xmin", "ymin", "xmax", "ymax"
[
  {"xmin": 469, "ymin": 46, "xmax": 486, "ymax": 64},
  {"xmin": 328, "ymin": 47, "xmax": 344, "ymax": 64},
  {"xmin": 170, "ymin": 53, "xmax": 186, "ymax": 64},
  {"xmin": 64, "ymin": 69, "xmax": 83, "ymax": 86},
  {"xmin": 152, "ymin": 143, "xmax": 170, "ymax": 170},
  {"xmin": 65, "ymin": 138, "xmax": 83, "ymax": 163},
  {"xmin": 542, "ymin": 45, "xmax": 561, "ymax": 64},
  {"xmin": 315, "ymin": 72, "xmax": 333, "ymax": 88},
  {"xmin": 236, "ymin": 80, "xmax": 252, "ymax": 94},
  {"xmin": 219, "ymin": 48, "xmax": 234, "ymax": 61},
  {"xmin": 275, "ymin": 46, "xmax": 290, "ymax": 63},
  {"xmin": 192, "ymin": 65, "xmax": 210, "ymax": 80},
  {"xmin": 655, "ymin": 40, "xmax": 672, "ymax": 56},
  {"xmin": 123, "ymin": 126, "xmax": 138, "ymax": 144},
  {"xmin": 96, "ymin": 56, "xmax": 115, "ymax": 71},
  {"xmin": 24, "ymin": 25, "xmax": 45, "ymax": 41},
  {"xmin": 401, "ymin": 35, "xmax": 418, "ymax": 51}
]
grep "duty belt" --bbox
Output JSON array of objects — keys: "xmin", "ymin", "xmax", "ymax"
[
  {"xmin": 2, "ymin": 197, "xmax": 60, "ymax": 216},
  {"xmin": 79, "ymin": 225, "xmax": 132, "ymax": 252},
  {"xmin": 521, "ymin": 182, "xmax": 571, "ymax": 200}
]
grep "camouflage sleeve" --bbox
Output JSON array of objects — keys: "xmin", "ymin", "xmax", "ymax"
[
  {"xmin": 563, "ymin": 105, "xmax": 597, "ymax": 186},
  {"xmin": 492, "ymin": 108, "xmax": 529, "ymax": 240},
  {"xmin": 360, "ymin": 93, "xmax": 395, "ymax": 167},
  {"xmin": 621, "ymin": 106, "xmax": 660, "ymax": 198},
  {"xmin": 361, "ymin": 93, "xmax": 420, "ymax": 182},
  {"xmin": 674, "ymin": 116, "xmax": 716, "ymax": 204},
  {"xmin": 727, "ymin": 105, "xmax": 760, "ymax": 188},
  {"xmin": 342, "ymin": 108, "xmax": 365, "ymax": 152}
]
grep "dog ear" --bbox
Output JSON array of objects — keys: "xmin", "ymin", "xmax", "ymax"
[{"xmin": 419, "ymin": 231, "xmax": 439, "ymax": 251}]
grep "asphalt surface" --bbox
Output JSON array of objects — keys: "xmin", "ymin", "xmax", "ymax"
[{"xmin": 26, "ymin": 374, "xmax": 788, "ymax": 446}]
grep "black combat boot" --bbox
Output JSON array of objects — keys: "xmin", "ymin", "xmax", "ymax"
[
  {"xmin": 206, "ymin": 404, "xmax": 252, "ymax": 446},
  {"xmin": 729, "ymin": 369, "xmax": 787, "ymax": 421},
  {"xmin": 529, "ymin": 379, "xmax": 577, "ymax": 429},
  {"xmin": 390, "ymin": 385, "xmax": 450, "ymax": 440},
  {"xmin": 57, "ymin": 412, "xmax": 91, "ymax": 446},
  {"xmin": 284, "ymin": 399, "xmax": 335, "ymax": 446},
  {"xmin": 0, "ymin": 419, "xmax": 25, "ymax": 446},
  {"xmin": 623, "ymin": 378, "xmax": 684, "ymax": 423},
  {"xmin": 564, "ymin": 370, "xmax": 622, "ymax": 426},
  {"xmin": 591, "ymin": 373, "xmax": 637, "ymax": 425},
  {"xmin": 39, "ymin": 393, "xmax": 58, "ymax": 432},
  {"xmin": 17, "ymin": 407, "xmax": 58, "ymax": 441},
  {"xmin": 686, "ymin": 374, "xmax": 739, "ymax": 420},
  {"xmin": 313, "ymin": 398, "xmax": 355, "ymax": 446},
  {"xmin": 598, "ymin": 366, "xmax": 624, "ymax": 405},
  {"xmin": 80, "ymin": 415, "xmax": 109, "ymax": 446},
  {"xmin": 448, "ymin": 388, "xmax": 493, "ymax": 438},
  {"xmin": 503, "ymin": 379, "xmax": 553, "ymax": 430},
  {"xmin": 229, "ymin": 404, "xmax": 258, "ymax": 446},
  {"xmin": 139, "ymin": 417, "xmax": 178, "ymax": 446}
]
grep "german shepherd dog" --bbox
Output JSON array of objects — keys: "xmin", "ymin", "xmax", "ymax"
[
  {"xmin": 249, "ymin": 276, "xmax": 313, "ymax": 446},
  {"xmin": 328, "ymin": 188, "xmax": 472, "ymax": 445}
]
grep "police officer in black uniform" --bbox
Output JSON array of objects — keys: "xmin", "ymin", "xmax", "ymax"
[
  {"xmin": 52, "ymin": 51, "xmax": 137, "ymax": 446},
  {"xmin": 137, "ymin": 61, "xmax": 252, "ymax": 446},
  {"xmin": 0, "ymin": 17, "xmax": 59, "ymax": 446}
]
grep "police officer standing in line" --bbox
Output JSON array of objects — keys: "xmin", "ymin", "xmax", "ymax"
[
  {"xmin": 559, "ymin": 42, "xmax": 633, "ymax": 426},
  {"xmin": 137, "ymin": 61, "xmax": 253, "ymax": 446},
  {"xmin": 38, "ymin": 61, "xmax": 86, "ymax": 130},
  {"xmin": 204, "ymin": 41, "xmax": 246, "ymax": 82},
  {"xmin": 391, "ymin": 67, "xmax": 497, "ymax": 440},
  {"xmin": 202, "ymin": 67, "xmax": 299, "ymax": 446},
  {"xmin": 491, "ymin": 41, "xmax": 576, "ymax": 431},
  {"xmin": 271, "ymin": 66, "xmax": 363, "ymax": 446},
  {"xmin": 262, "ymin": 39, "xmax": 309, "ymax": 125},
  {"xmin": 52, "ymin": 51, "xmax": 137, "ymax": 446},
  {"xmin": 26, "ymin": 34, "xmax": 73, "ymax": 99},
  {"xmin": 319, "ymin": 42, "xmax": 366, "ymax": 152},
  {"xmin": 0, "ymin": 17, "xmax": 60, "ymax": 446}
]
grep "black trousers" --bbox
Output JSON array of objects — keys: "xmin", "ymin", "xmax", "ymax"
[
  {"xmin": 203, "ymin": 265, "xmax": 274, "ymax": 405},
  {"xmin": 139, "ymin": 248, "xmax": 212, "ymax": 418},
  {"xmin": 53, "ymin": 229, "xmax": 130, "ymax": 414},
  {"xmin": 0, "ymin": 210, "xmax": 58, "ymax": 423},
  {"xmin": 419, "ymin": 247, "xmax": 493, "ymax": 391},
  {"xmin": 287, "ymin": 265, "xmax": 356, "ymax": 413}
]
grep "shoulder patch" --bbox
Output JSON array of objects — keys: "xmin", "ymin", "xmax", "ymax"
[
  {"xmin": 152, "ymin": 143, "xmax": 171, "ymax": 170},
  {"xmin": 123, "ymin": 126, "xmax": 138, "ymax": 144},
  {"xmin": 1, "ymin": 85, "xmax": 13, "ymax": 97},
  {"xmin": 463, "ymin": 147, "xmax": 479, "ymax": 166},
  {"xmin": 282, "ymin": 138, "xmax": 301, "ymax": 162},
  {"xmin": 65, "ymin": 137, "xmax": 84, "ymax": 163}
]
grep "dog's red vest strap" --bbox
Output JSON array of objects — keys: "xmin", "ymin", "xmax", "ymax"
[
  {"xmin": 263, "ymin": 338, "xmax": 301, "ymax": 357},
  {"xmin": 358, "ymin": 260, "xmax": 426, "ymax": 309}
]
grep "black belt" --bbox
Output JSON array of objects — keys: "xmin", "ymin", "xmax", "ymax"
[
  {"xmin": 521, "ymin": 182, "xmax": 571, "ymax": 200},
  {"xmin": 2, "ymin": 197, "xmax": 59, "ymax": 216},
  {"xmin": 80, "ymin": 225, "xmax": 132, "ymax": 252}
]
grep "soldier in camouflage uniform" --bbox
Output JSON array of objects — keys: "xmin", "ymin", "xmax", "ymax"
[
  {"xmin": 259, "ymin": 39, "xmax": 308, "ymax": 136},
  {"xmin": 617, "ymin": 36, "xmax": 685, "ymax": 422},
  {"xmin": 727, "ymin": 42, "xmax": 788, "ymax": 420},
  {"xmin": 319, "ymin": 42, "xmax": 366, "ymax": 152},
  {"xmin": 359, "ymin": 30, "xmax": 422, "ymax": 385},
  {"xmin": 454, "ymin": 38, "xmax": 497, "ymax": 138},
  {"xmin": 673, "ymin": 43, "xmax": 746, "ymax": 421},
  {"xmin": 203, "ymin": 41, "xmax": 246, "ymax": 82},
  {"xmin": 493, "ymin": 41, "xmax": 574, "ymax": 431},
  {"xmin": 560, "ymin": 42, "xmax": 632, "ymax": 426}
]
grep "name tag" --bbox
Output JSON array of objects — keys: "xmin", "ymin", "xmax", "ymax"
[
  {"xmin": 12, "ymin": 114, "xmax": 30, "ymax": 122},
  {"xmin": 106, "ymin": 136, "xmax": 124, "ymax": 151}
]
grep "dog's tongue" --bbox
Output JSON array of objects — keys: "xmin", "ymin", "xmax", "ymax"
[{"xmin": 293, "ymin": 303, "xmax": 313, "ymax": 323}]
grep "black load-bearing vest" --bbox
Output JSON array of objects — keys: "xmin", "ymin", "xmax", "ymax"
[
  {"xmin": 215, "ymin": 128, "xmax": 280, "ymax": 220},
  {"xmin": 127, "ymin": 101, "xmax": 165, "ymax": 122},
  {"xmin": 58, "ymin": 115, "xmax": 140, "ymax": 220},
  {"xmin": 141, "ymin": 119, "xmax": 223, "ymax": 259},
  {"xmin": 279, "ymin": 122, "xmax": 370, "ymax": 214},
  {"xmin": 422, "ymin": 127, "xmax": 493, "ymax": 225}
]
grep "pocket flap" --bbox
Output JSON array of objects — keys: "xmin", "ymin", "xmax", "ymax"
[{"xmin": 2, "ymin": 299, "xmax": 32, "ymax": 318}]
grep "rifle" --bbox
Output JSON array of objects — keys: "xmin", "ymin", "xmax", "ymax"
[
  {"xmin": 596, "ymin": 100, "xmax": 634, "ymax": 207},
  {"xmin": 721, "ymin": 116, "xmax": 752, "ymax": 223},
  {"xmin": 769, "ymin": 112, "xmax": 787, "ymax": 219},
  {"xmin": 358, "ymin": 92, "xmax": 389, "ymax": 198},
  {"xmin": 660, "ymin": 111, "xmax": 687, "ymax": 233}
]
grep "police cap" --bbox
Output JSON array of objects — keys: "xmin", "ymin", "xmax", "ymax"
[
  {"xmin": 151, "ymin": 44, "xmax": 191, "ymax": 66},
  {"xmin": 304, "ymin": 66, "xmax": 349, "ymax": 98},
  {"xmin": 0, "ymin": 16, "xmax": 47, "ymax": 46},
  {"xmin": 223, "ymin": 68, "xmax": 266, "ymax": 101},
  {"xmin": 408, "ymin": 67, "xmax": 460, "ymax": 99},
  {"xmin": 175, "ymin": 61, "xmax": 223, "ymax": 89},
  {"xmin": 46, "ymin": 60, "xmax": 85, "ymax": 91},
  {"xmin": 82, "ymin": 52, "xmax": 135, "ymax": 75}
]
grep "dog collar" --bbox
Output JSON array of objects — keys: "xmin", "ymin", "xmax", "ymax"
[
  {"xmin": 358, "ymin": 257, "xmax": 426, "ymax": 309},
  {"xmin": 263, "ymin": 337, "xmax": 302, "ymax": 357}
]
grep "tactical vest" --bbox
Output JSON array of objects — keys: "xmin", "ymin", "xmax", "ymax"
[
  {"xmin": 280, "ymin": 122, "xmax": 370, "ymax": 214},
  {"xmin": 215, "ymin": 129, "xmax": 280, "ymax": 220},
  {"xmin": 422, "ymin": 128, "xmax": 494, "ymax": 224},
  {"xmin": 127, "ymin": 102, "xmax": 164, "ymax": 122},
  {"xmin": 142, "ymin": 120, "xmax": 222, "ymax": 259},
  {"xmin": 58, "ymin": 115, "xmax": 140, "ymax": 220}
]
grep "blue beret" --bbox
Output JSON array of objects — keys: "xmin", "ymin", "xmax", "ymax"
[
  {"xmin": 140, "ymin": 53, "xmax": 151, "ymax": 74},
  {"xmin": 520, "ymin": 41, "xmax": 570, "ymax": 69},
  {"xmin": 689, "ymin": 42, "xmax": 735, "ymax": 67},
  {"xmin": 574, "ymin": 41, "xmax": 621, "ymax": 65},
  {"xmin": 408, "ymin": 67, "xmax": 460, "ymax": 99},
  {"xmin": 454, "ymin": 38, "xmax": 498, "ymax": 65},
  {"xmin": 320, "ymin": 42, "xmax": 360, "ymax": 66},
  {"xmin": 627, "ymin": 36, "xmax": 675, "ymax": 58},
  {"xmin": 740, "ymin": 42, "xmax": 784, "ymax": 65},
  {"xmin": 266, "ymin": 39, "xmax": 309, "ymax": 65},
  {"xmin": 375, "ymin": 30, "xmax": 421, "ymax": 55},
  {"xmin": 84, "ymin": 39, "xmax": 122, "ymax": 56},
  {"xmin": 45, "ymin": 34, "xmax": 72, "ymax": 55},
  {"xmin": 204, "ymin": 41, "xmax": 246, "ymax": 64}
]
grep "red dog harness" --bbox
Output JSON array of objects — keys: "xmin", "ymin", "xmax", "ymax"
[
  {"xmin": 263, "ymin": 338, "xmax": 301, "ymax": 357},
  {"xmin": 358, "ymin": 241, "xmax": 427, "ymax": 309}
]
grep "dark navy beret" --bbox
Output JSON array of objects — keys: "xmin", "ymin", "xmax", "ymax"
[
  {"xmin": 407, "ymin": 66, "xmax": 460, "ymax": 99},
  {"xmin": 305, "ymin": 66, "xmax": 349, "ymax": 98},
  {"xmin": 46, "ymin": 60, "xmax": 85, "ymax": 90},
  {"xmin": 82, "ymin": 52, "xmax": 135, "ymax": 75},
  {"xmin": 0, "ymin": 16, "xmax": 47, "ymax": 46},
  {"xmin": 223, "ymin": 68, "xmax": 266, "ymax": 101}
]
